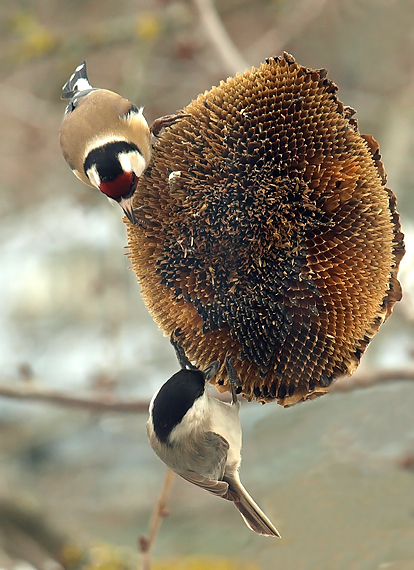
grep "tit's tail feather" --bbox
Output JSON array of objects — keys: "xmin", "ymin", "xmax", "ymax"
[{"xmin": 225, "ymin": 479, "xmax": 281, "ymax": 538}]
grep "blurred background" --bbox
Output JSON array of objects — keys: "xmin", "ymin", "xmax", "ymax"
[{"xmin": 0, "ymin": 0, "xmax": 414, "ymax": 568}]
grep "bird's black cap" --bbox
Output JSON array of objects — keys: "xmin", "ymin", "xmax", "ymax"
[{"xmin": 151, "ymin": 369, "xmax": 206, "ymax": 444}]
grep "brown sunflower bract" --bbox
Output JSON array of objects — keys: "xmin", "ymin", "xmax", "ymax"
[{"xmin": 127, "ymin": 52, "xmax": 404, "ymax": 406}]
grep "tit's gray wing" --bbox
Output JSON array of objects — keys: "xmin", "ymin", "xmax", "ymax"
[
  {"xmin": 179, "ymin": 471, "xmax": 229, "ymax": 497},
  {"xmin": 179, "ymin": 431, "xmax": 230, "ymax": 498}
]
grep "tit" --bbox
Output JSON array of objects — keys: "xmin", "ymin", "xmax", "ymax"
[
  {"xmin": 59, "ymin": 61, "xmax": 187, "ymax": 224},
  {"xmin": 147, "ymin": 338, "xmax": 281, "ymax": 537}
]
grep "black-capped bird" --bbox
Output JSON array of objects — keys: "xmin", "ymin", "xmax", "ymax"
[
  {"xmin": 59, "ymin": 61, "xmax": 186, "ymax": 224},
  {"xmin": 147, "ymin": 337, "xmax": 281, "ymax": 537}
]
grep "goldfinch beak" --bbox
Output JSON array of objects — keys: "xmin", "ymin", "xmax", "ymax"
[{"xmin": 119, "ymin": 196, "xmax": 137, "ymax": 225}]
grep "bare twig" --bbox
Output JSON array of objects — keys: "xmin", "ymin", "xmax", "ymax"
[
  {"xmin": 332, "ymin": 369, "xmax": 414, "ymax": 393},
  {"xmin": 0, "ymin": 368, "xmax": 412, "ymax": 415},
  {"xmin": 139, "ymin": 468, "xmax": 176, "ymax": 570},
  {"xmin": 0, "ymin": 382, "xmax": 149, "ymax": 413},
  {"xmin": 193, "ymin": 0, "xmax": 248, "ymax": 75}
]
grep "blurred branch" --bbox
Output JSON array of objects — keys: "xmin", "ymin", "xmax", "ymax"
[
  {"xmin": 246, "ymin": 0, "xmax": 328, "ymax": 63},
  {"xmin": 0, "ymin": 368, "xmax": 412, "ymax": 414},
  {"xmin": 0, "ymin": 382, "xmax": 149, "ymax": 413},
  {"xmin": 332, "ymin": 369, "xmax": 414, "ymax": 393},
  {"xmin": 139, "ymin": 468, "xmax": 175, "ymax": 570},
  {"xmin": 193, "ymin": 0, "xmax": 248, "ymax": 75}
]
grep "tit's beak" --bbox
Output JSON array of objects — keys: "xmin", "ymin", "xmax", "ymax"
[
  {"xmin": 119, "ymin": 195, "xmax": 137, "ymax": 225},
  {"xmin": 203, "ymin": 360, "xmax": 220, "ymax": 382}
]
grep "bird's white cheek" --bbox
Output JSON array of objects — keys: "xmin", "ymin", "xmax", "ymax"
[
  {"xmin": 85, "ymin": 165, "xmax": 101, "ymax": 189},
  {"xmin": 118, "ymin": 150, "xmax": 148, "ymax": 178},
  {"xmin": 168, "ymin": 395, "xmax": 210, "ymax": 444}
]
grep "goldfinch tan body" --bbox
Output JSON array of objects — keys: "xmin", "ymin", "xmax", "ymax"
[{"xmin": 59, "ymin": 62, "xmax": 186, "ymax": 224}]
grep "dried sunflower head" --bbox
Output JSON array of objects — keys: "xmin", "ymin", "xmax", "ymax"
[{"xmin": 127, "ymin": 52, "xmax": 404, "ymax": 406}]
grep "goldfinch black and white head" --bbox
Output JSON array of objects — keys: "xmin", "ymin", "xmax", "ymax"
[{"xmin": 59, "ymin": 61, "xmax": 151, "ymax": 224}]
